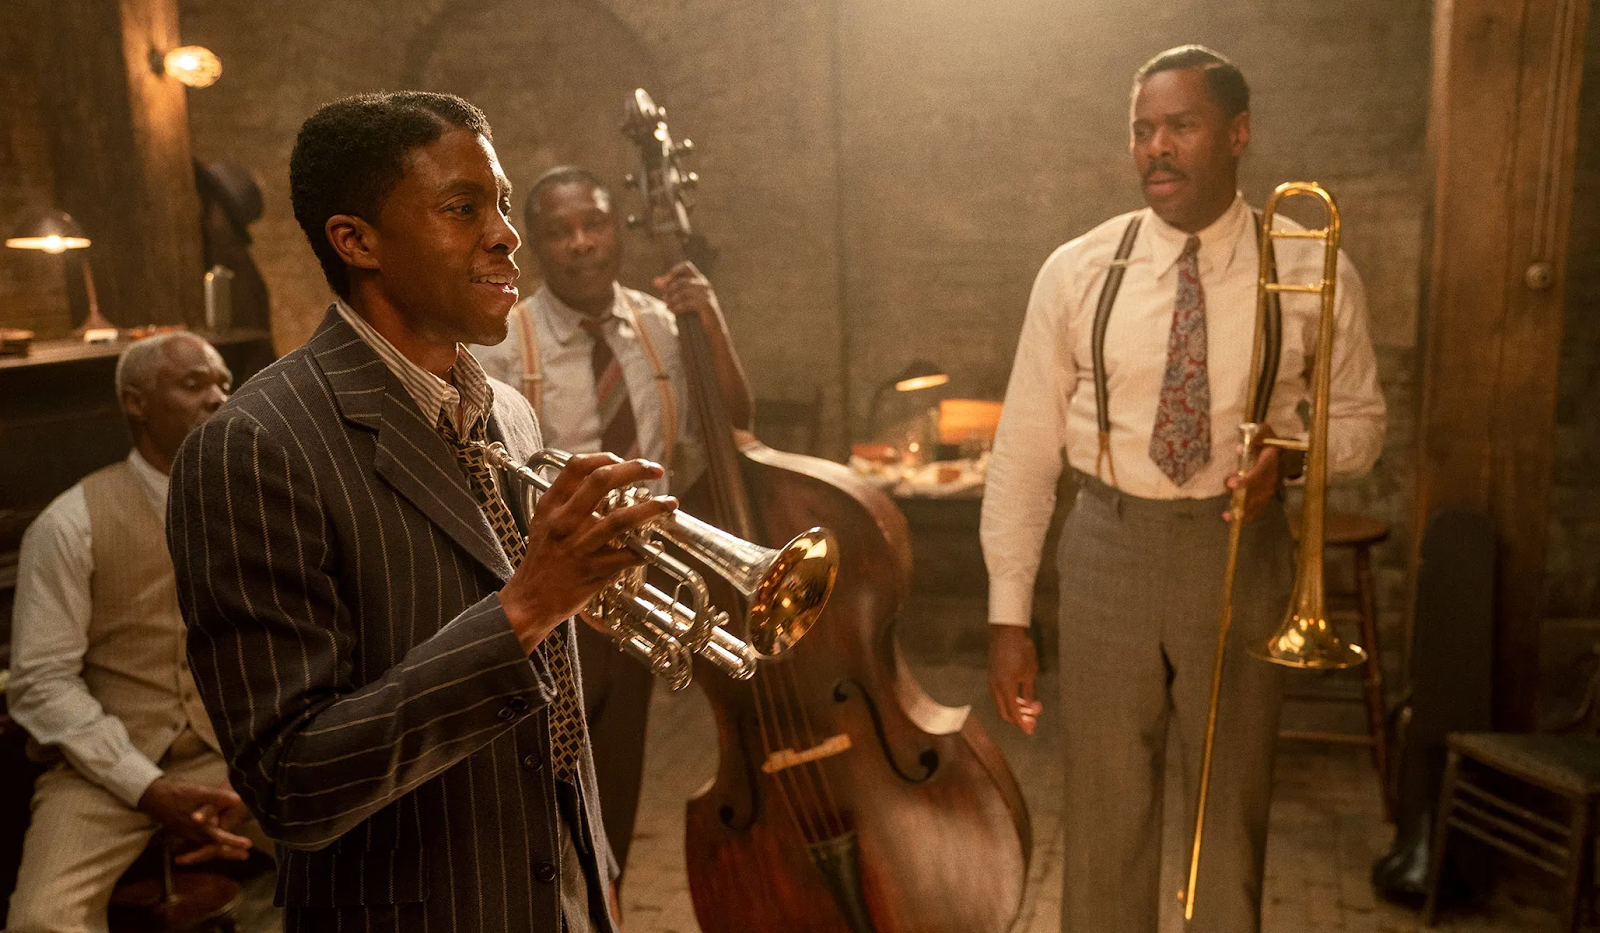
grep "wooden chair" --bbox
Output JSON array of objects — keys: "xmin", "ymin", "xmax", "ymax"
[
  {"xmin": 1283, "ymin": 510, "xmax": 1395, "ymax": 820},
  {"xmin": 1423, "ymin": 648, "xmax": 1600, "ymax": 931}
]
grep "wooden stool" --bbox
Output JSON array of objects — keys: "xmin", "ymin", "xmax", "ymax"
[
  {"xmin": 1283, "ymin": 510, "xmax": 1394, "ymax": 821},
  {"xmin": 109, "ymin": 839, "xmax": 241, "ymax": 933}
]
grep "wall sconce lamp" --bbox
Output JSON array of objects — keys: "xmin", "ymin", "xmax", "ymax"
[
  {"xmin": 157, "ymin": 45, "xmax": 222, "ymax": 88},
  {"xmin": 6, "ymin": 211, "xmax": 116, "ymax": 339},
  {"xmin": 865, "ymin": 358, "xmax": 950, "ymax": 440}
]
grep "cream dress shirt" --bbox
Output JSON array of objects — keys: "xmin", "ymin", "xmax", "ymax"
[
  {"xmin": 7, "ymin": 450, "xmax": 171, "ymax": 806},
  {"xmin": 981, "ymin": 194, "xmax": 1386, "ymax": 629}
]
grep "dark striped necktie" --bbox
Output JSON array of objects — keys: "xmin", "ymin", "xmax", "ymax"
[
  {"xmin": 436, "ymin": 412, "xmax": 585, "ymax": 782},
  {"xmin": 579, "ymin": 316, "xmax": 640, "ymax": 459}
]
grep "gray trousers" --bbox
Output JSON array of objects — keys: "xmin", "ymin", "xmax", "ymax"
[{"xmin": 1056, "ymin": 473, "xmax": 1292, "ymax": 933}]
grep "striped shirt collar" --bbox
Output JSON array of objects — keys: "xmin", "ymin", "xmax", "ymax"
[{"xmin": 334, "ymin": 300, "xmax": 493, "ymax": 434}]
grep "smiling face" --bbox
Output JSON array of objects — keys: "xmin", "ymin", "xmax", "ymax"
[
  {"xmin": 1130, "ymin": 67, "xmax": 1249, "ymax": 233},
  {"xmin": 528, "ymin": 180, "xmax": 622, "ymax": 319},
  {"xmin": 354, "ymin": 127, "xmax": 522, "ymax": 347}
]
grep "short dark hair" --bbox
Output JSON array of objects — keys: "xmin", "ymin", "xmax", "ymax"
[
  {"xmin": 1133, "ymin": 45, "xmax": 1250, "ymax": 118},
  {"xmin": 289, "ymin": 92, "xmax": 493, "ymax": 297},
  {"xmin": 523, "ymin": 165, "xmax": 610, "ymax": 231}
]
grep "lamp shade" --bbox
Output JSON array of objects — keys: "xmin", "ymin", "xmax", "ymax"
[
  {"xmin": 6, "ymin": 211, "xmax": 91, "ymax": 254},
  {"xmin": 891, "ymin": 359, "xmax": 950, "ymax": 393}
]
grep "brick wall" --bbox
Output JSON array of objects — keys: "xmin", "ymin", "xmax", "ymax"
[
  {"xmin": 0, "ymin": 4, "xmax": 69, "ymax": 338},
  {"xmin": 172, "ymin": 0, "xmax": 1430, "ymax": 650}
]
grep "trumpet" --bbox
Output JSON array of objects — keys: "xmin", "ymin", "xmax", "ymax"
[
  {"xmin": 476, "ymin": 442, "xmax": 839, "ymax": 691},
  {"xmin": 1182, "ymin": 182, "xmax": 1368, "ymax": 921}
]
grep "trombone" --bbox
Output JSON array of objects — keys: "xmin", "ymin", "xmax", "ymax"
[
  {"xmin": 476, "ymin": 442, "xmax": 839, "ymax": 691},
  {"xmin": 1181, "ymin": 182, "xmax": 1368, "ymax": 921}
]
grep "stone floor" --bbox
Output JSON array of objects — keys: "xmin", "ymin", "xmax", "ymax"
[
  {"xmin": 219, "ymin": 658, "xmax": 1554, "ymax": 933},
  {"xmin": 619, "ymin": 660, "xmax": 1553, "ymax": 933}
]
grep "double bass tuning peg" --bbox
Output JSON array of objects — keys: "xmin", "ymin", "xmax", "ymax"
[
  {"xmin": 679, "ymin": 138, "xmax": 694, "ymax": 152},
  {"xmin": 624, "ymin": 172, "xmax": 637, "ymax": 186},
  {"xmin": 625, "ymin": 214, "xmax": 644, "ymax": 230}
]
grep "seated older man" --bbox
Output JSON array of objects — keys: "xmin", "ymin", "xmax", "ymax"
[{"xmin": 6, "ymin": 333, "xmax": 268, "ymax": 933}]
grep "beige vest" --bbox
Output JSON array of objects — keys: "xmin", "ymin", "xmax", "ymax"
[{"xmin": 79, "ymin": 461, "xmax": 219, "ymax": 762}]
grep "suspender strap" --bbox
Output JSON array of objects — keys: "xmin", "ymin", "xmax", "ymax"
[
  {"xmin": 1086, "ymin": 210, "xmax": 1285, "ymax": 488},
  {"xmin": 513, "ymin": 300, "xmax": 544, "ymax": 419},
  {"xmin": 1249, "ymin": 210, "xmax": 1284, "ymax": 424},
  {"xmin": 512, "ymin": 293, "xmax": 679, "ymax": 468},
  {"xmin": 1090, "ymin": 214, "xmax": 1143, "ymax": 488},
  {"xmin": 617, "ymin": 290, "xmax": 679, "ymax": 469}
]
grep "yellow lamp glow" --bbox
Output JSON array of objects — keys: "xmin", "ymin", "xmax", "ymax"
[
  {"xmin": 163, "ymin": 46, "xmax": 222, "ymax": 88},
  {"xmin": 7, "ymin": 211, "xmax": 113, "ymax": 337},
  {"xmin": 894, "ymin": 372, "xmax": 951, "ymax": 393}
]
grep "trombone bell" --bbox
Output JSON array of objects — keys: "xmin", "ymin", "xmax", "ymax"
[{"xmin": 1250, "ymin": 608, "xmax": 1369, "ymax": 669}]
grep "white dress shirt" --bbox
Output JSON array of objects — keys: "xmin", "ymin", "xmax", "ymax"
[
  {"xmin": 7, "ymin": 450, "xmax": 171, "ymax": 806},
  {"xmin": 981, "ymin": 194, "xmax": 1386, "ymax": 629},
  {"xmin": 472, "ymin": 283, "xmax": 705, "ymax": 495}
]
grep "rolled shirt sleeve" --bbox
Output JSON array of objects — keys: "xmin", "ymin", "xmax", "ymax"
[{"xmin": 6, "ymin": 488, "xmax": 164, "ymax": 807}]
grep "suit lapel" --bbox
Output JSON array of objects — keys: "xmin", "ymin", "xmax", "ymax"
[{"xmin": 311, "ymin": 308, "xmax": 515, "ymax": 582}]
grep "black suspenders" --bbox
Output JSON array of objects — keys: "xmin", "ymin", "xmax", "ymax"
[{"xmin": 1088, "ymin": 210, "xmax": 1282, "ymax": 488}]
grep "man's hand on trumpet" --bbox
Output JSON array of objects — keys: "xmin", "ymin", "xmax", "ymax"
[{"xmin": 500, "ymin": 453, "xmax": 677, "ymax": 654}]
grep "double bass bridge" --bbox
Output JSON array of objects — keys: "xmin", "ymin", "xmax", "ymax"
[{"xmin": 761, "ymin": 733, "xmax": 853, "ymax": 774}]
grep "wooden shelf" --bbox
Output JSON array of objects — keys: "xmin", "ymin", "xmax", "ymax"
[{"xmin": 0, "ymin": 328, "xmax": 271, "ymax": 370}]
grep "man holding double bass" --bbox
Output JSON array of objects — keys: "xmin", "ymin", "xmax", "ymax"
[
  {"xmin": 982, "ymin": 46, "xmax": 1386, "ymax": 932},
  {"xmin": 472, "ymin": 164, "xmax": 754, "ymax": 887}
]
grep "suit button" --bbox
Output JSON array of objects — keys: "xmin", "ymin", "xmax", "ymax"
[
  {"xmin": 497, "ymin": 706, "xmax": 517, "ymax": 721},
  {"xmin": 521, "ymin": 754, "xmax": 542, "ymax": 772},
  {"xmin": 534, "ymin": 861, "xmax": 557, "ymax": 883}
]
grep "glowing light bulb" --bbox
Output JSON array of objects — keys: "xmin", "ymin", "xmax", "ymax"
[{"xmin": 163, "ymin": 46, "xmax": 222, "ymax": 88}]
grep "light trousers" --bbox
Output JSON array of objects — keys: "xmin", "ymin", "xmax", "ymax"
[{"xmin": 7, "ymin": 730, "xmax": 270, "ymax": 933}]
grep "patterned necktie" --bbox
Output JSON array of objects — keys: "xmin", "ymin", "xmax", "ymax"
[
  {"xmin": 1148, "ymin": 235, "xmax": 1212, "ymax": 487},
  {"xmin": 579, "ymin": 317, "xmax": 640, "ymax": 459},
  {"xmin": 437, "ymin": 412, "xmax": 584, "ymax": 782}
]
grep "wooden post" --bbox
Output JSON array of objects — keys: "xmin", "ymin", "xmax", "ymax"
[
  {"xmin": 1415, "ymin": 0, "xmax": 1591, "ymax": 729},
  {"xmin": 32, "ymin": 0, "xmax": 204, "ymax": 328}
]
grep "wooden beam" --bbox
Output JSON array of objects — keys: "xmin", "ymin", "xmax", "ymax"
[
  {"xmin": 33, "ymin": 0, "xmax": 204, "ymax": 328},
  {"xmin": 1415, "ymin": 0, "xmax": 1591, "ymax": 729}
]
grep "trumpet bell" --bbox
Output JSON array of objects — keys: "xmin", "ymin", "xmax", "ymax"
[
  {"xmin": 1250, "ymin": 610, "xmax": 1368, "ymax": 670},
  {"xmin": 745, "ymin": 527, "xmax": 838, "ymax": 657}
]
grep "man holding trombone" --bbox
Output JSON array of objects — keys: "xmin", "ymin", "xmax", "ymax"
[{"xmin": 983, "ymin": 46, "xmax": 1386, "ymax": 931}]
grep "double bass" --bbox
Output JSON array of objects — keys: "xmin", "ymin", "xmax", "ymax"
[{"xmin": 621, "ymin": 89, "xmax": 1031, "ymax": 933}]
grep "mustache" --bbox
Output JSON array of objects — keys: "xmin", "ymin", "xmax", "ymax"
[{"xmin": 1144, "ymin": 161, "xmax": 1185, "ymax": 181}]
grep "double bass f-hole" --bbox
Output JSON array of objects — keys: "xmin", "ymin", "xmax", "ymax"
[{"xmin": 831, "ymin": 679, "xmax": 939, "ymax": 784}]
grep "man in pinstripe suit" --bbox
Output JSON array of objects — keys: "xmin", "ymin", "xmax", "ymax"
[{"xmin": 168, "ymin": 92, "xmax": 675, "ymax": 933}]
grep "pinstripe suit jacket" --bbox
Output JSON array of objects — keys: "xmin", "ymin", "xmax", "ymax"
[{"xmin": 168, "ymin": 309, "xmax": 620, "ymax": 933}]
